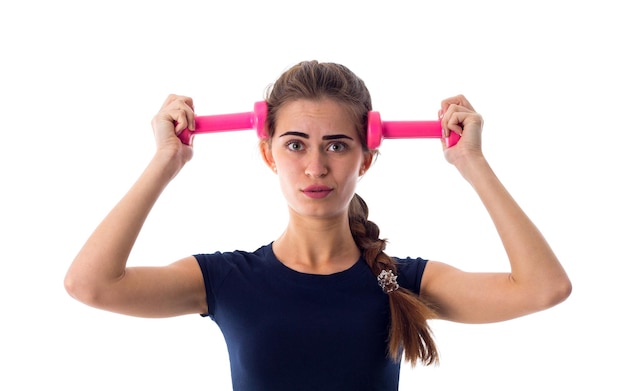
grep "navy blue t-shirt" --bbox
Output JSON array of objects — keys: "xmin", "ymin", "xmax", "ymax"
[{"xmin": 195, "ymin": 243, "xmax": 427, "ymax": 391}]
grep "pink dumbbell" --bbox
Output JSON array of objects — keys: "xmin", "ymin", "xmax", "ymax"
[
  {"xmin": 366, "ymin": 111, "xmax": 460, "ymax": 149},
  {"xmin": 177, "ymin": 101, "xmax": 268, "ymax": 145},
  {"xmin": 178, "ymin": 101, "xmax": 460, "ymax": 148}
]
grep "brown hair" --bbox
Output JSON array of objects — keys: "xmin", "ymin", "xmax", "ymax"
[{"xmin": 264, "ymin": 60, "xmax": 439, "ymax": 366}]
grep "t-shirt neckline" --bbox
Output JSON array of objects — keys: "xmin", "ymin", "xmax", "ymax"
[{"xmin": 265, "ymin": 241, "xmax": 366, "ymax": 282}]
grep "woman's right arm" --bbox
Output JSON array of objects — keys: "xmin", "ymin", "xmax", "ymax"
[{"xmin": 64, "ymin": 95, "xmax": 208, "ymax": 318}]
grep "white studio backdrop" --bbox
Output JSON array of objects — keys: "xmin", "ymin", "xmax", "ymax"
[{"xmin": 1, "ymin": 1, "xmax": 624, "ymax": 390}]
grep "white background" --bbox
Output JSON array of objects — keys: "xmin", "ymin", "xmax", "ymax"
[{"xmin": 1, "ymin": 1, "xmax": 624, "ymax": 390}]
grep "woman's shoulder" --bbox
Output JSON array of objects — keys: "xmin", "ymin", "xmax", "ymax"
[
  {"xmin": 194, "ymin": 243, "xmax": 273, "ymax": 265},
  {"xmin": 393, "ymin": 255, "xmax": 428, "ymax": 294}
]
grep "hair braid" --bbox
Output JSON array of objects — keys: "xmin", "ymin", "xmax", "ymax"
[{"xmin": 350, "ymin": 193, "xmax": 439, "ymax": 366}]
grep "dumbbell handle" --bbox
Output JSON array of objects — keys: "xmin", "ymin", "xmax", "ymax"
[{"xmin": 178, "ymin": 101, "xmax": 460, "ymax": 148}]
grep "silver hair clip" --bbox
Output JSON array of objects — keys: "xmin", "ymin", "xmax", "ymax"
[{"xmin": 377, "ymin": 269, "xmax": 399, "ymax": 293}]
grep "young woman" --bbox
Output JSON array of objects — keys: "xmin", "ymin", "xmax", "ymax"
[{"xmin": 64, "ymin": 60, "xmax": 571, "ymax": 390}]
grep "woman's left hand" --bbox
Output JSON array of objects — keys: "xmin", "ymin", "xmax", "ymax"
[{"xmin": 438, "ymin": 95, "xmax": 484, "ymax": 167}]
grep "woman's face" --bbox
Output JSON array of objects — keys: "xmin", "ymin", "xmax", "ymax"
[{"xmin": 262, "ymin": 98, "xmax": 372, "ymax": 220}]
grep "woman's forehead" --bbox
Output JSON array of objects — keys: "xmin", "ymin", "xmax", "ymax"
[{"xmin": 275, "ymin": 99, "xmax": 358, "ymax": 135}]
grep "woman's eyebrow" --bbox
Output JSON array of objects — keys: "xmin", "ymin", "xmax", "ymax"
[
  {"xmin": 279, "ymin": 131, "xmax": 308, "ymax": 138},
  {"xmin": 278, "ymin": 131, "xmax": 354, "ymax": 141},
  {"xmin": 322, "ymin": 134, "xmax": 354, "ymax": 141}
]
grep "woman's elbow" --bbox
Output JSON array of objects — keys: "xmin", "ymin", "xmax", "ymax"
[
  {"xmin": 537, "ymin": 274, "xmax": 573, "ymax": 311},
  {"xmin": 64, "ymin": 272, "xmax": 91, "ymax": 305},
  {"xmin": 63, "ymin": 268, "xmax": 107, "ymax": 308}
]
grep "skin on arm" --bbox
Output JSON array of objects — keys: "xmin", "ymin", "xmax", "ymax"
[
  {"xmin": 64, "ymin": 95, "xmax": 208, "ymax": 318},
  {"xmin": 420, "ymin": 95, "xmax": 572, "ymax": 324}
]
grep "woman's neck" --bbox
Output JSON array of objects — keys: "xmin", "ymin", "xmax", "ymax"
[{"xmin": 272, "ymin": 213, "xmax": 360, "ymax": 275}]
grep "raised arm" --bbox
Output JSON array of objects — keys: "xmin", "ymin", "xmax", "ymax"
[
  {"xmin": 420, "ymin": 95, "xmax": 571, "ymax": 323},
  {"xmin": 64, "ymin": 95, "xmax": 208, "ymax": 318}
]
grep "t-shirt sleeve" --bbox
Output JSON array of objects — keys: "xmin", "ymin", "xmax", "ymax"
[
  {"xmin": 194, "ymin": 252, "xmax": 234, "ymax": 318},
  {"xmin": 395, "ymin": 257, "xmax": 428, "ymax": 295}
]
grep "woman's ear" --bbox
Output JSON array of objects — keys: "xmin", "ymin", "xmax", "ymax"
[
  {"xmin": 360, "ymin": 150, "xmax": 375, "ymax": 176},
  {"xmin": 259, "ymin": 140, "xmax": 277, "ymax": 173}
]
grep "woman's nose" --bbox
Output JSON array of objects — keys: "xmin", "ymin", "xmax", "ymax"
[{"xmin": 304, "ymin": 152, "xmax": 328, "ymax": 177}]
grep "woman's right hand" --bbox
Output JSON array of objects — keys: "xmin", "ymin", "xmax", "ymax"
[{"xmin": 150, "ymin": 94, "xmax": 195, "ymax": 164}]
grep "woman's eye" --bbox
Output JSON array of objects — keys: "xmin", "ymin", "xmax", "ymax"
[
  {"xmin": 286, "ymin": 141, "xmax": 304, "ymax": 151},
  {"xmin": 328, "ymin": 142, "xmax": 347, "ymax": 152}
]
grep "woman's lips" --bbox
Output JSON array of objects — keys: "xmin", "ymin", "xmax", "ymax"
[{"xmin": 302, "ymin": 185, "xmax": 333, "ymax": 199}]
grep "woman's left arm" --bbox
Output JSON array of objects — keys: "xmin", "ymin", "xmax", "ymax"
[{"xmin": 420, "ymin": 95, "xmax": 572, "ymax": 323}]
